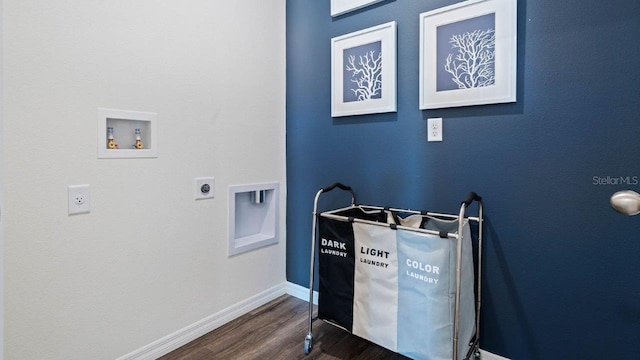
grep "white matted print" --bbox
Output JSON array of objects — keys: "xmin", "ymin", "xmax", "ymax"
[
  {"xmin": 332, "ymin": 21, "xmax": 397, "ymax": 117},
  {"xmin": 419, "ymin": 0, "xmax": 517, "ymax": 109},
  {"xmin": 331, "ymin": 0, "xmax": 385, "ymax": 17}
]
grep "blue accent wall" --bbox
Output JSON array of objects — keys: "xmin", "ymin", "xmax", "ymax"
[{"xmin": 286, "ymin": 0, "xmax": 640, "ymax": 358}]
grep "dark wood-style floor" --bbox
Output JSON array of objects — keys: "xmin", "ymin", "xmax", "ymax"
[{"xmin": 159, "ymin": 295, "xmax": 409, "ymax": 360}]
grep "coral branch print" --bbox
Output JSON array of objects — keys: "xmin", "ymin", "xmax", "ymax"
[
  {"xmin": 346, "ymin": 51, "xmax": 382, "ymax": 100},
  {"xmin": 343, "ymin": 41, "xmax": 383, "ymax": 102},
  {"xmin": 444, "ymin": 28, "xmax": 495, "ymax": 89}
]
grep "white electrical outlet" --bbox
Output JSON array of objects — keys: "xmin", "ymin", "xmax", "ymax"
[
  {"xmin": 195, "ymin": 177, "xmax": 215, "ymax": 200},
  {"xmin": 427, "ymin": 117, "xmax": 443, "ymax": 142},
  {"xmin": 68, "ymin": 184, "xmax": 90, "ymax": 215}
]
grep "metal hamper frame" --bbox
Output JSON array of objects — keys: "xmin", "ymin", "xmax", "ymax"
[{"xmin": 303, "ymin": 183, "xmax": 483, "ymax": 360}]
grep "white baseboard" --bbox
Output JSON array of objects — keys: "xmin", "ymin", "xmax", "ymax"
[
  {"xmin": 116, "ymin": 282, "xmax": 288, "ymax": 360},
  {"xmin": 116, "ymin": 281, "xmax": 510, "ymax": 360},
  {"xmin": 480, "ymin": 349, "xmax": 510, "ymax": 360},
  {"xmin": 287, "ymin": 281, "xmax": 318, "ymax": 305}
]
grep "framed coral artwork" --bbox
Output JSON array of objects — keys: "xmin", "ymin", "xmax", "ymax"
[
  {"xmin": 419, "ymin": 0, "xmax": 517, "ymax": 109},
  {"xmin": 331, "ymin": 21, "xmax": 397, "ymax": 117}
]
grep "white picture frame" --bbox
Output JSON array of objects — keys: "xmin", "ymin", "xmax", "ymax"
[
  {"xmin": 419, "ymin": 0, "xmax": 517, "ymax": 109},
  {"xmin": 331, "ymin": 0, "xmax": 385, "ymax": 17},
  {"xmin": 331, "ymin": 21, "xmax": 397, "ymax": 117}
]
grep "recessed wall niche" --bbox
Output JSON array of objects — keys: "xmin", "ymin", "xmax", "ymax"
[
  {"xmin": 228, "ymin": 182, "xmax": 280, "ymax": 256},
  {"xmin": 98, "ymin": 108, "xmax": 158, "ymax": 159}
]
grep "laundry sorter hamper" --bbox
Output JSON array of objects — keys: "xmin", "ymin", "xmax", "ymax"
[{"xmin": 303, "ymin": 183, "xmax": 483, "ymax": 360}]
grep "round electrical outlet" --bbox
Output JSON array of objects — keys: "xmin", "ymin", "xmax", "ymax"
[{"xmin": 201, "ymin": 184, "xmax": 211, "ymax": 194}]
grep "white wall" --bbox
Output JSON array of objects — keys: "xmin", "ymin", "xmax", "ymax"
[
  {"xmin": 1, "ymin": 1, "xmax": 286, "ymax": 359},
  {"xmin": 0, "ymin": 0, "xmax": 4, "ymax": 358}
]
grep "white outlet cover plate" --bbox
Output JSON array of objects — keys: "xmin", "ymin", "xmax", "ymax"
[
  {"xmin": 427, "ymin": 117, "xmax": 443, "ymax": 142},
  {"xmin": 68, "ymin": 184, "xmax": 90, "ymax": 215},
  {"xmin": 195, "ymin": 177, "xmax": 215, "ymax": 200}
]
